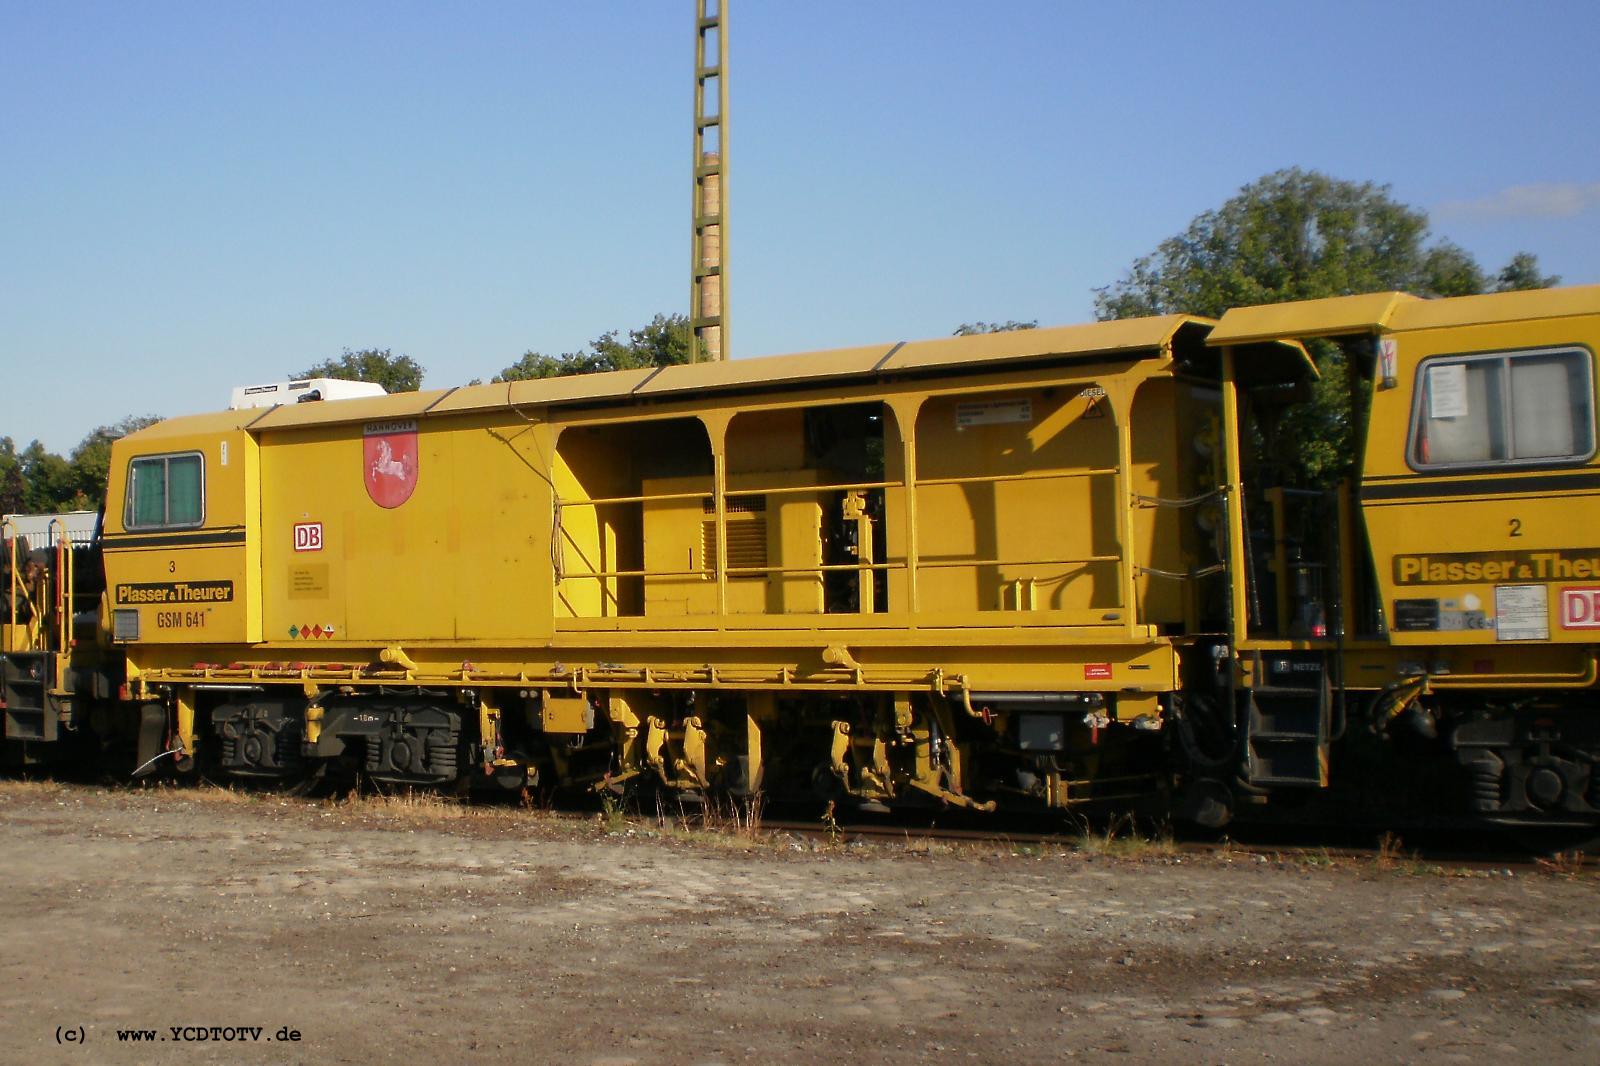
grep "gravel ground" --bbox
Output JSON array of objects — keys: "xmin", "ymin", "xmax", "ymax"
[{"xmin": 0, "ymin": 780, "xmax": 1596, "ymax": 1065}]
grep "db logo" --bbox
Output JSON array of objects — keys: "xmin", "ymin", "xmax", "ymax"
[
  {"xmin": 1559, "ymin": 586, "xmax": 1600, "ymax": 629},
  {"xmin": 293, "ymin": 522, "xmax": 323, "ymax": 552}
]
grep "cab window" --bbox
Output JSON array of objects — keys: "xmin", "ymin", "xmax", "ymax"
[
  {"xmin": 1409, "ymin": 347, "xmax": 1594, "ymax": 469},
  {"xmin": 125, "ymin": 453, "xmax": 205, "ymax": 529}
]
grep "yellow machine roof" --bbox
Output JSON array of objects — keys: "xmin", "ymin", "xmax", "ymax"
[
  {"xmin": 1386, "ymin": 283, "xmax": 1600, "ymax": 331},
  {"xmin": 1207, "ymin": 292, "xmax": 1420, "ymax": 345},
  {"xmin": 143, "ymin": 315, "xmax": 1211, "ymax": 438},
  {"xmin": 1209, "ymin": 284, "xmax": 1600, "ymax": 345}
]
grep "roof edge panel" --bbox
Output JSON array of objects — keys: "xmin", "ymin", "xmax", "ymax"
[{"xmin": 1208, "ymin": 293, "xmax": 1417, "ymax": 346}]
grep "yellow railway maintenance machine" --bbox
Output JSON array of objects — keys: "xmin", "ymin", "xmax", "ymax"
[{"xmin": 3, "ymin": 285, "xmax": 1598, "ymax": 833}]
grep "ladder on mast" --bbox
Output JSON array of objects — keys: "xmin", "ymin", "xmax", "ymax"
[{"xmin": 691, "ymin": 0, "xmax": 729, "ymax": 362}]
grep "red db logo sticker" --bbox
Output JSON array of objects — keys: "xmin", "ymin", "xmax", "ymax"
[
  {"xmin": 1559, "ymin": 586, "xmax": 1600, "ymax": 629},
  {"xmin": 293, "ymin": 522, "xmax": 323, "ymax": 552}
]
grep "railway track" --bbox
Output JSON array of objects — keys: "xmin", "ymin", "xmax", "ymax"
[
  {"xmin": 16, "ymin": 773, "xmax": 1592, "ymax": 870},
  {"xmin": 753, "ymin": 816, "xmax": 1577, "ymax": 871}
]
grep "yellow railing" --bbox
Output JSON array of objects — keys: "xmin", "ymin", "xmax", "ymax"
[
  {"xmin": 555, "ymin": 463, "xmax": 1127, "ymax": 617},
  {"xmin": 1, "ymin": 518, "xmax": 76, "ymax": 654}
]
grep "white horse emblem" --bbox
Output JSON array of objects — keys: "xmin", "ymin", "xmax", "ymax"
[
  {"xmin": 363, "ymin": 421, "xmax": 419, "ymax": 508},
  {"xmin": 370, "ymin": 439, "xmax": 409, "ymax": 482}
]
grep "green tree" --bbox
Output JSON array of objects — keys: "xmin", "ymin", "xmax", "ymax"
[
  {"xmin": 495, "ymin": 313, "xmax": 692, "ymax": 382},
  {"xmin": 0, "ymin": 463, "xmax": 24, "ymax": 516},
  {"xmin": 953, "ymin": 320, "xmax": 1038, "ymax": 336},
  {"xmin": 0, "ymin": 438, "xmax": 23, "ymax": 514},
  {"xmin": 0, "ymin": 417, "xmax": 165, "ymax": 515},
  {"xmin": 19, "ymin": 441, "xmax": 75, "ymax": 512},
  {"xmin": 1494, "ymin": 252, "xmax": 1561, "ymax": 292},
  {"xmin": 1096, "ymin": 169, "xmax": 1481, "ymax": 320},
  {"xmin": 294, "ymin": 348, "xmax": 424, "ymax": 393},
  {"xmin": 67, "ymin": 415, "xmax": 163, "ymax": 508},
  {"xmin": 493, "ymin": 351, "xmax": 582, "ymax": 381},
  {"xmin": 1419, "ymin": 242, "xmax": 1488, "ymax": 298},
  {"xmin": 1093, "ymin": 168, "xmax": 1557, "ymax": 485}
]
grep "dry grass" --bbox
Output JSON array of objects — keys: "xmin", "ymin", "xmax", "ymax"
[
  {"xmin": 337, "ymin": 787, "xmax": 481, "ymax": 820},
  {"xmin": 901, "ymin": 836, "xmax": 957, "ymax": 857},
  {"xmin": 1370, "ymin": 832, "xmax": 1453, "ymax": 877},
  {"xmin": 0, "ymin": 778, "xmax": 64, "ymax": 796},
  {"xmin": 637, "ymin": 791, "xmax": 780, "ymax": 851},
  {"xmin": 186, "ymin": 781, "xmax": 264, "ymax": 805},
  {"xmin": 1535, "ymin": 850, "xmax": 1587, "ymax": 880},
  {"xmin": 1072, "ymin": 814, "xmax": 1178, "ymax": 860},
  {"xmin": 1374, "ymin": 831, "xmax": 1407, "ymax": 871}
]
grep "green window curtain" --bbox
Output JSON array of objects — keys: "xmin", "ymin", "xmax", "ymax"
[
  {"xmin": 166, "ymin": 456, "xmax": 203, "ymax": 525},
  {"xmin": 127, "ymin": 454, "xmax": 203, "ymax": 527},
  {"xmin": 129, "ymin": 460, "xmax": 168, "ymax": 528}
]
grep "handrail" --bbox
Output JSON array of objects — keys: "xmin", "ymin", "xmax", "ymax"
[
  {"xmin": 1132, "ymin": 486, "xmax": 1224, "ymax": 509},
  {"xmin": 557, "ymin": 477, "xmax": 904, "ymax": 510},
  {"xmin": 1, "ymin": 518, "xmax": 17, "ymax": 649},
  {"xmin": 51, "ymin": 518, "xmax": 74, "ymax": 653},
  {"xmin": 916, "ymin": 554, "xmax": 1120, "ymax": 570},
  {"xmin": 559, "ymin": 556, "xmax": 1114, "ymax": 581},
  {"xmin": 559, "ymin": 560, "xmax": 908, "ymax": 581},
  {"xmin": 915, "ymin": 467, "xmax": 1116, "ymax": 489},
  {"xmin": 1135, "ymin": 562, "xmax": 1226, "ymax": 581},
  {"xmin": 742, "ymin": 478, "xmax": 899, "ymax": 499},
  {"xmin": 560, "ymin": 568, "xmax": 710, "ymax": 581},
  {"xmin": 558, "ymin": 489, "xmax": 711, "ymax": 508}
]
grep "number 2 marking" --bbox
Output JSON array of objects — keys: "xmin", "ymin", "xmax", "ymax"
[{"xmin": 1509, "ymin": 518, "xmax": 1522, "ymax": 538}]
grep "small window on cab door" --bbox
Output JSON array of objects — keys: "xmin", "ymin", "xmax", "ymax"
[
  {"xmin": 124, "ymin": 452, "xmax": 205, "ymax": 529},
  {"xmin": 1408, "ymin": 347, "xmax": 1595, "ymax": 470}
]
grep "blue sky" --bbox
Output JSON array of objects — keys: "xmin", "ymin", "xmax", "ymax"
[{"xmin": 4, "ymin": 1, "xmax": 1598, "ymax": 453}]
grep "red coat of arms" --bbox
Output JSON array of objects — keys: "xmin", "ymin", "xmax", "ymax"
[{"xmin": 363, "ymin": 419, "xmax": 419, "ymax": 509}]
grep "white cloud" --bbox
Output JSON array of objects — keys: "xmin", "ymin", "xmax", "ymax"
[{"xmin": 1436, "ymin": 181, "xmax": 1600, "ymax": 221}]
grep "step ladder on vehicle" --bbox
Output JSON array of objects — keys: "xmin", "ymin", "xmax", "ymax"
[
  {"xmin": 1244, "ymin": 652, "xmax": 1332, "ymax": 787},
  {"xmin": 1, "ymin": 518, "xmax": 81, "ymax": 748}
]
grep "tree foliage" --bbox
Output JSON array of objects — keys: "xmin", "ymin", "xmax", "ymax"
[
  {"xmin": 294, "ymin": 348, "xmax": 425, "ymax": 393},
  {"xmin": 953, "ymin": 320, "xmax": 1038, "ymax": 336},
  {"xmin": 1094, "ymin": 168, "xmax": 1560, "ymax": 485},
  {"xmin": 1494, "ymin": 252, "xmax": 1561, "ymax": 293},
  {"xmin": 66, "ymin": 415, "xmax": 164, "ymax": 508},
  {"xmin": 0, "ymin": 415, "xmax": 163, "ymax": 516},
  {"xmin": 1094, "ymin": 169, "xmax": 1558, "ymax": 321},
  {"xmin": 495, "ymin": 314, "xmax": 691, "ymax": 382}
]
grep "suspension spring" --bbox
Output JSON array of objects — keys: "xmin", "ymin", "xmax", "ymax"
[{"xmin": 1469, "ymin": 759, "xmax": 1503, "ymax": 811}]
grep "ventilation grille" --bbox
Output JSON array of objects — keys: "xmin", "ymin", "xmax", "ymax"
[{"xmin": 702, "ymin": 496, "xmax": 767, "ymax": 574}]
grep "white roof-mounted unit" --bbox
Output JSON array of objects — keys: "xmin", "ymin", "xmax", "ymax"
[{"xmin": 228, "ymin": 378, "xmax": 388, "ymax": 410}]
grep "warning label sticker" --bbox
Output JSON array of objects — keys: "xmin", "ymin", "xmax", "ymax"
[
  {"xmin": 1427, "ymin": 363, "xmax": 1469, "ymax": 419},
  {"xmin": 955, "ymin": 398, "xmax": 1032, "ymax": 429},
  {"xmin": 288, "ymin": 565, "xmax": 329, "ymax": 600},
  {"xmin": 1495, "ymin": 584, "xmax": 1549, "ymax": 641}
]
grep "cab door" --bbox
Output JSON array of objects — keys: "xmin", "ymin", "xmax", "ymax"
[{"xmin": 103, "ymin": 428, "xmax": 259, "ymax": 645}]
